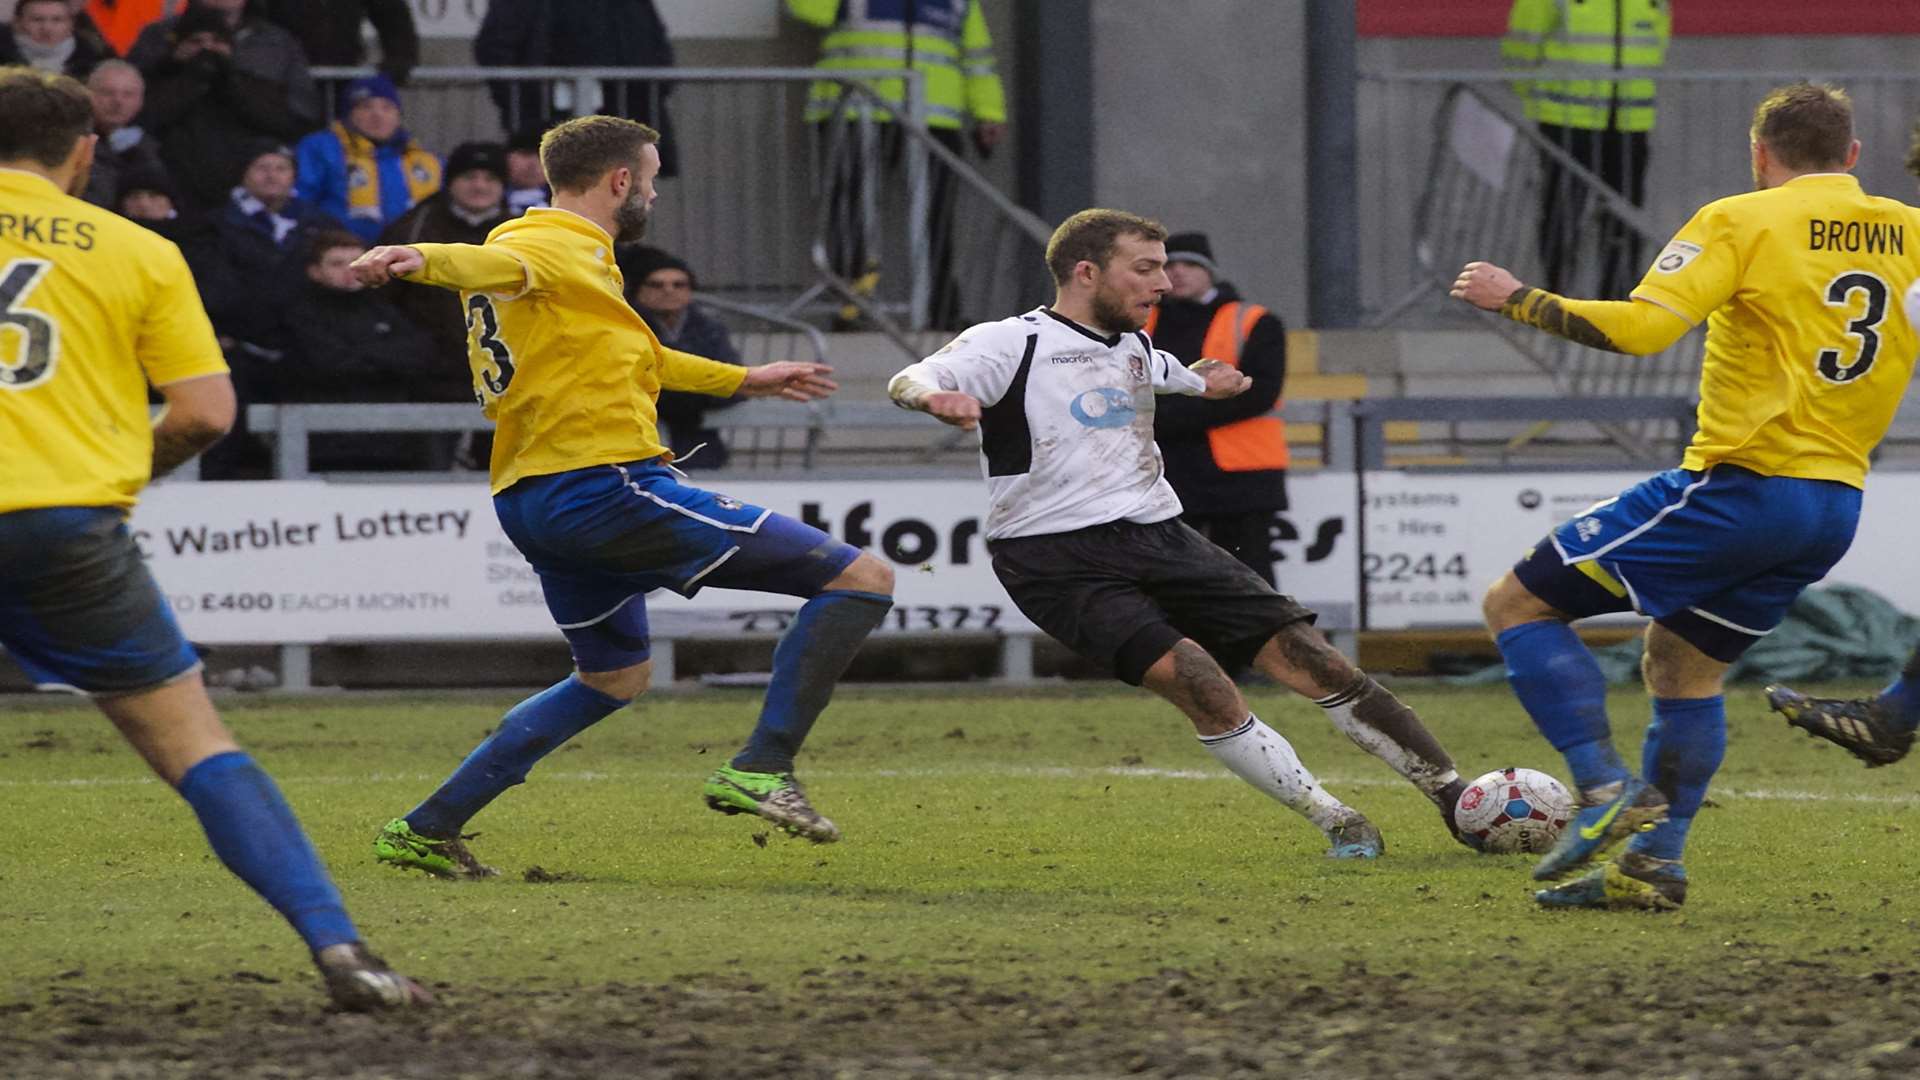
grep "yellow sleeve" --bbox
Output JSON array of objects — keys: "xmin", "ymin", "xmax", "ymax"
[
  {"xmin": 137, "ymin": 244, "xmax": 228, "ymax": 386},
  {"xmin": 1501, "ymin": 290, "xmax": 1694, "ymax": 356},
  {"xmin": 785, "ymin": 0, "xmax": 837, "ymax": 29},
  {"xmin": 961, "ymin": 0, "xmax": 1007, "ymax": 124},
  {"xmin": 1630, "ymin": 204, "xmax": 1742, "ymax": 326},
  {"xmin": 407, "ymin": 242, "xmax": 533, "ymax": 298},
  {"xmin": 658, "ymin": 347, "xmax": 749, "ymax": 397}
]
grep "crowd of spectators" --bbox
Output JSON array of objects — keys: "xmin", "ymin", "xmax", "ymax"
[{"xmin": 0, "ymin": 0, "xmax": 745, "ymax": 478}]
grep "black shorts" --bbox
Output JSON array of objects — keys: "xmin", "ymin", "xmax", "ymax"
[{"xmin": 988, "ymin": 518, "xmax": 1315, "ymax": 685}]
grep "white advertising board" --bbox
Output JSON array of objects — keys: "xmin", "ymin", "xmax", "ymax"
[
  {"xmin": 128, "ymin": 476, "xmax": 1367, "ymax": 645},
  {"xmin": 131, "ymin": 480, "xmax": 1028, "ymax": 644},
  {"xmin": 409, "ymin": 0, "xmax": 777, "ymax": 41},
  {"xmin": 1359, "ymin": 470, "xmax": 1920, "ymax": 629}
]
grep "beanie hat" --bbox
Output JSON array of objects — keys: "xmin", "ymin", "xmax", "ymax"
[
  {"xmin": 171, "ymin": 5, "xmax": 236, "ymax": 42},
  {"xmin": 118, "ymin": 164, "xmax": 176, "ymax": 202},
  {"xmin": 1164, "ymin": 231, "xmax": 1218, "ymax": 273},
  {"xmin": 615, "ymin": 244, "xmax": 696, "ymax": 296},
  {"xmin": 340, "ymin": 73, "xmax": 402, "ymax": 112},
  {"xmin": 445, "ymin": 141, "xmax": 507, "ymax": 184},
  {"xmin": 239, "ymin": 136, "xmax": 295, "ymax": 171}
]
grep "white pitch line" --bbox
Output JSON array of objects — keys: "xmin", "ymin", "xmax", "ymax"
[{"xmin": 3, "ymin": 765, "xmax": 1919, "ymax": 806}]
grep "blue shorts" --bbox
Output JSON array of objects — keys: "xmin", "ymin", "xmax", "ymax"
[
  {"xmin": 0, "ymin": 506, "xmax": 201, "ymax": 695},
  {"xmin": 1513, "ymin": 465, "xmax": 1861, "ymax": 662},
  {"xmin": 493, "ymin": 460, "xmax": 861, "ymax": 672}
]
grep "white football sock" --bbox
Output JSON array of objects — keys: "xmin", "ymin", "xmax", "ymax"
[
  {"xmin": 1315, "ymin": 678, "xmax": 1460, "ymax": 800},
  {"xmin": 1198, "ymin": 714, "xmax": 1352, "ymax": 831}
]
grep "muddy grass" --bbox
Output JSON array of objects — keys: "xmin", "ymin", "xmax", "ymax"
[{"xmin": 8, "ymin": 960, "xmax": 1920, "ymax": 1079}]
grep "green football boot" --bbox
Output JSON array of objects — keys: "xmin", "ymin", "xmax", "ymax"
[
  {"xmin": 373, "ymin": 818, "xmax": 499, "ymax": 879},
  {"xmin": 1535, "ymin": 852, "xmax": 1687, "ymax": 912},
  {"xmin": 703, "ymin": 765, "xmax": 842, "ymax": 843}
]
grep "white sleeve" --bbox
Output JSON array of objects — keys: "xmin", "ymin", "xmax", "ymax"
[
  {"xmin": 1143, "ymin": 337, "xmax": 1208, "ymax": 396},
  {"xmin": 890, "ymin": 320, "xmax": 1030, "ymax": 406}
]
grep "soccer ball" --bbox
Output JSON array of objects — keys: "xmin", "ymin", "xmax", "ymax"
[{"xmin": 1454, "ymin": 767, "xmax": 1574, "ymax": 854}]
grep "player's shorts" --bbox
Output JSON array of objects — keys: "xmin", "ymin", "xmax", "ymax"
[
  {"xmin": 492, "ymin": 459, "xmax": 862, "ymax": 673},
  {"xmin": 0, "ymin": 506, "xmax": 201, "ymax": 695},
  {"xmin": 1513, "ymin": 464, "xmax": 1861, "ymax": 662},
  {"xmin": 988, "ymin": 517, "xmax": 1315, "ymax": 685}
]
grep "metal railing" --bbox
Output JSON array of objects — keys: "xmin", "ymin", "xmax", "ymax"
[
  {"xmin": 1360, "ymin": 68, "xmax": 1920, "ymax": 324},
  {"xmin": 1370, "ymin": 83, "xmax": 1701, "ymax": 461},
  {"xmin": 793, "ymin": 83, "xmax": 1054, "ymax": 345},
  {"xmin": 308, "ymin": 65, "xmax": 1045, "ymax": 334}
]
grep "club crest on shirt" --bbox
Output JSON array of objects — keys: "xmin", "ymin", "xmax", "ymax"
[
  {"xmin": 1653, "ymin": 240, "xmax": 1702, "ymax": 274},
  {"xmin": 1128, "ymin": 354, "xmax": 1146, "ymax": 382}
]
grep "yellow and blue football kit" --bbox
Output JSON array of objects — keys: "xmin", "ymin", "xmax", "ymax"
[
  {"xmin": 0, "ymin": 168, "xmax": 227, "ymax": 692},
  {"xmin": 403, "ymin": 206, "xmax": 861, "ymax": 671},
  {"xmin": 388, "ymin": 203, "xmax": 888, "ymax": 851},
  {"xmin": 1513, "ymin": 173, "xmax": 1920, "ymax": 660}
]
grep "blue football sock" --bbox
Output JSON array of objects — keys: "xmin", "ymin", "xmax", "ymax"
[
  {"xmin": 406, "ymin": 675, "xmax": 627, "ymax": 838},
  {"xmin": 1876, "ymin": 645, "xmax": 1920, "ymax": 735},
  {"xmin": 733, "ymin": 589, "xmax": 892, "ymax": 774},
  {"xmin": 176, "ymin": 751, "xmax": 358, "ymax": 954},
  {"xmin": 1629, "ymin": 695, "xmax": 1727, "ymax": 862},
  {"xmin": 1496, "ymin": 621, "xmax": 1627, "ymax": 793}
]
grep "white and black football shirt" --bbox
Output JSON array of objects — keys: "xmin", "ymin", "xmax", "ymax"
[{"xmin": 892, "ymin": 306, "xmax": 1209, "ymax": 540}]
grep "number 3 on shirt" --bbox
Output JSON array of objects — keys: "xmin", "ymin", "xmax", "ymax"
[
  {"xmin": 467, "ymin": 293, "xmax": 516, "ymax": 399},
  {"xmin": 1815, "ymin": 271, "xmax": 1889, "ymax": 384},
  {"xmin": 0, "ymin": 258, "xmax": 57, "ymax": 390}
]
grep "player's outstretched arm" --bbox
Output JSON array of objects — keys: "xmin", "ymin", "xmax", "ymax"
[
  {"xmin": 737, "ymin": 362, "xmax": 838, "ymax": 402},
  {"xmin": 1450, "ymin": 260, "xmax": 1691, "ymax": 356},
  {"xmin": 1190, "ymin": 358, "xmax": 1252, "ymax": 399},
  {"xmin": 888, "ymin": 367, "xmax": 981, "ymax": 430},
  {"xmin": 152, "ymin": 373, "xmax": 236, "ymax": 477},
  {"xmin": 351, "ymin": 245, "xmax": 425, "ymax": 287}
]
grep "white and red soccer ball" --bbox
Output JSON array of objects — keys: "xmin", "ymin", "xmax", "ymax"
[{"xmin": 1454, "ymin": 767, "xmax": 1574, "ymax": 854}]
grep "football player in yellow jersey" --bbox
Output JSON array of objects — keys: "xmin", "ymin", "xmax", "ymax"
[
  {"xmin": 0, "ymin": 68, "xmax": 426, "ymax": 1010},
  {"xmin": 1450, "ymin": 83, "xmax": 1920, "ymax": 910},
  {"xmin": 350, "ymin": 116, "xmax": 896, "ymax": 874},
  {"xmin": 1764, "ymin": 121, "xmax": 1920, "ymax": 771}
]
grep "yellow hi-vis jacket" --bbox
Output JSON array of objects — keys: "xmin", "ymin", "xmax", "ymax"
[
  {"xmin": 1502, "ymin": 0, "xmax": 1670, "ymax": 132},
  {"xmin": 785, "ymin": 0, "xmax": 1006, "ymax": 130}
]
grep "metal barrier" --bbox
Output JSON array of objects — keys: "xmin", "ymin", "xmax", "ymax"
[
  {"xmin": 793, "ymin": 83, "xmax": 1055, "ymax": 343},
  {"xmin": 308, "ymin": 66, "xmax": 1045, "ymax": 334},
  {"xmin": 1361, "ymin": 68, "xmax": 1920, "ymax": 324},
  {"xmin": 310, "ymin": 66, "xmax": 917, "ymax": 317},
  {"xmin": 1370, "ymin": 83, "xmax": 1701, "ymax": 462}
]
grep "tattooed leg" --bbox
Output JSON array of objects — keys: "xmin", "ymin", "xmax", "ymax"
[
  {"xmin": 1254, "ymin": 625, "xmax": 1463, "ymax": 805},
  {"xmin": 1142, "ymin": 639, "xmax": 1249, "ymax": 736}
]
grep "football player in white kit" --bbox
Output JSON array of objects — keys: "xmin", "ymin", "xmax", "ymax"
[{"xmin": 889, "ymin": 209, "xmax": 1481, "ymax": 858}]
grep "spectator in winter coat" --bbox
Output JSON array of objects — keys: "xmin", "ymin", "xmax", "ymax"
[
  {"xmin": 81, "ymin": 59, "xmax": 168, "ymax": 209},
  {"xmin": 115, "ymin": 164, "xmax": 186, "ymax": 241},
  {"xmin": 180, "ymin": 139, "xmax": 342, "ymax": 362},
  {"xmin": 127, "ymin": 0, "xmax": 317, "ymax": 128},
  {"xmin": 295, "ymin": 73, "xmax": 441, "ymax": 244},
  {"xmin": 139, "ymin": 6, "xmax": 309, "ymax": 210},
  {"xmin": 259, "ymin": 0, "xmax": 416, "ymax": 83},
  {"xmin": 474, "ymin": 0, "xmax": 679, "ymax": 176},
  {"xmin": 0, "ymin": 0, "xmax": 111, "ymax": 77},
  {"xmin": 279, "ymin": 230, "xmax": 443, "ymax": 469},
  {"xmin": 618, "ymin": 246, "xmax": 743, "ymax": 468},
  {"xmin": 378, "ymin": 140, "xmax": 511, "ymax": 402}
]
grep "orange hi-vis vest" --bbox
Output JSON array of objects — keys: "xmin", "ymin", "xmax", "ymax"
[
  {"xmin": 88, "ymin": 0, "xmax": 179, "ymax": 56},
  {"xmin": 1146, "ymin": 301, "xmax": 1289, "ymax": 472}
]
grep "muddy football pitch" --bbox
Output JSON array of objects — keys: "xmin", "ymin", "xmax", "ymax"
[{"xmin": 6, "ymin": 684, "xmax": 1920, "ymax": 1079}]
